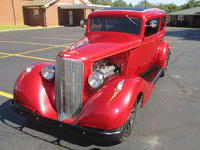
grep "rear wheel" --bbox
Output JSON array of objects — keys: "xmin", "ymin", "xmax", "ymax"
[
  {"xmin": 119, "ymin": 101, "xmax": 137, "ymax": 142},
  {"xmin": 161, "ymin": 50, "xmax": 170, "ymax": 77}
]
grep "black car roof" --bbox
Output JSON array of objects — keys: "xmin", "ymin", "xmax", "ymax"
[{"xmin": 97, "ymin": 7, "xmax": 165, "ymax": 13}]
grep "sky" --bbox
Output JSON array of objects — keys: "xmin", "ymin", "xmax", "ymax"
[{"xmin": 124, "ymin": 0, "xmax": 189, "ymax": 6}]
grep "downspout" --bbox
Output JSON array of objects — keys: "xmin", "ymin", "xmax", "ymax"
[
  {"xmin": 43, "ymin": 8, "xmax": 47, "ymax": 27},
  {"xmin": 11, "ymin": 0, "xmax": 16, "ymax": 25}
]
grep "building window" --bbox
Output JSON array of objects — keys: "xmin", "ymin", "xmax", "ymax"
[
  {"xmin": 177, "ymin": 15, "xmax": 185, "ymax": 21},
  {"xmin": 34, "ymin": 9, "xmax": 39, "ymax": 19}
]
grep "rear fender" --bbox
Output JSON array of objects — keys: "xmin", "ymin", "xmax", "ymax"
[
  {"xmin": 13, "ymin": 62, "xmax": 57, "ymax": 120},
  {"xmin": 155, "ymin": 41, "xmax": 169, "ymax": 68},
  {"xmin": 77, "ymin": 75, "xmax": 154, "ymax": 130}
]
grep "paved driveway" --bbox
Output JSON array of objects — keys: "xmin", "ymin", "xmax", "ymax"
[{"xmin": 0, "ymin": 27, "xmax": 200, "ymax": 150}]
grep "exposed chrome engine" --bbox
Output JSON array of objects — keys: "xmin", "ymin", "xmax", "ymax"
[
  {"xmin": 88, "ymin": 58, "xmax": 120, "ymax": 89},
  {"xmin": 93, "ymin": 58, "xmax": 118, "ymax": 79}
]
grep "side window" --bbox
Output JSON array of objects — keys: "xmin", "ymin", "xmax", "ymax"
[
  {"xmin": 161, "ymin": 17, "xmax": 166, "ymax": 31},
  {"xmin": 145, "ymin": 18, "xmax": 159, "ymax": 37}
]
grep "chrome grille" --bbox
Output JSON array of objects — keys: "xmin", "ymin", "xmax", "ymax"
[{"xmin": 55, "ymin": 57, "xmax": 83, "ymax": 121}]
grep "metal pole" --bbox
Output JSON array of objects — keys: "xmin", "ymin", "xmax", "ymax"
[
  {"xmin": 11, "ymin": 0, "xmax": 17, "ymax": 25},
  {"xmin": 145, "ymin": 0, "xmax": 147, "ymax": 7}
]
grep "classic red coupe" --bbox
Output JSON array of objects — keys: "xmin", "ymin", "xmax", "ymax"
[{"xmin": 11, "ymin": 7, "xmax": 170, "ymax": 141}]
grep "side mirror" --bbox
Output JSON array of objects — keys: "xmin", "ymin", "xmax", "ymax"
[
  {"xmin": 146, "ymin": 20, "xmax": 158, "ymax": 28},
  {"xmin": 150, "ymin": 20, "xmax": 158, "ymax": 28}
]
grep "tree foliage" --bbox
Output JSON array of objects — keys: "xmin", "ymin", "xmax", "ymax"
[
  {"xmin": 186, "ymin": 0, "xmax": 200, "ymax": 8},
  {"xmin": 112, "ymin": 0, "xmax": 127, "ymax": 7},
  {"xmin": 128, "ymin": 3, "xmax": 133, "ymax": 7},
  {"xmin": 90, "ymin": 0, "xmax": 112, "ymax": 5},
  {"xmin": 134, "ymin": 1, "xmax": 154, "ymax": 7},
  {"xmin": 134, "ymin": 0, "xmax": 200, "ymax": 13},
  {"xmin": 90, "ymin": 0, "xmax": 133, "ymax": 7},
  {"xmin": 90, "ymin": 0, "xmax": 200, "ymax": 13}
]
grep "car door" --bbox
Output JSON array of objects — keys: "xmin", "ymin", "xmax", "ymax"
[
  {"xmin": 140, "ymin": 18, "xmax": 161, "ymax": 72},
  {"xmin": 126, "ymin": 18, "xmax": 161, "ymax": 76}
]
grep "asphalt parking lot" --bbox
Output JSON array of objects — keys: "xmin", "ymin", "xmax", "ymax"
[{"xmin": 0, "ymin": 27, "xmax": 200, "ymax": 150}]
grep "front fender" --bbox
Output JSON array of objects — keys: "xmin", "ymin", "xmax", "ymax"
[
  {"xmin": 13, "ymin": 62, "xmax": 57, "ymax": 120},
  {"xmin": 77, "ymin": 75, "xmax": 153, "ymax": 130}
]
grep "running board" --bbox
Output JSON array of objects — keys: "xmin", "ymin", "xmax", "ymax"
[{"xmin": 139, "ymin": 65, "xmax": 164, "ymax": 85}]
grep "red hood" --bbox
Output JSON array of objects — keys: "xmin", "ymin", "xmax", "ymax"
[{"xmin": 59, "ymin": 32, "xmax": 141, "ymax": 61}]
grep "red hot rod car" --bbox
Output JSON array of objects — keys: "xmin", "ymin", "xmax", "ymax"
[{"xmin": 11, "ymin": 7, "xmax": 170, "ymax": 141}]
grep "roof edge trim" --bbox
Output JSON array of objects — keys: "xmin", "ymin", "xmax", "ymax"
[{"xmin": 44, "ymin": 0, "xmax": 57, "ymax": 8}]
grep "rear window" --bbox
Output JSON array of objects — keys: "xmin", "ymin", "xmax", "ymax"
[{"xmin": 89, "ymin": 17, "xmax": 141, "ymax": 35}]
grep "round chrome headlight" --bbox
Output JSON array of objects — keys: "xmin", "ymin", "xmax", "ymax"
[
  {"xmin": 88, "ymin": 71, "xmax": 104, "ymax": 88},
  {"xmin": 41, "ymin": 65, "xmax": 55, "ymax": 80}
]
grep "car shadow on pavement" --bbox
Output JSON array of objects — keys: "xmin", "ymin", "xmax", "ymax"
[
  {"xmin": 0, "ymin": 100, "xmax": 119, "ymax": 148},
  {"xmin": 165, "ymin": 28, "xmax": 200, "ymax": 41}
]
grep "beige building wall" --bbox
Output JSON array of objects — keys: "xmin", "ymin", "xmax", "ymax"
[
  {"xmin": 84, "ymin": 9, "xmax": 92, "ymax": 19},
  {"xmin": 0, "ymin": 0, "xmax": 29, "ymax": 25},
  {"xmin": 13, "ymin": 0, "xmax": 29, "ymax": 25},
  {"xmin": 0, "ymin": 0, "xmax": 94, "ymax": 26},
  {"xmin": 46, "ymin": 3, "xmax": 59, "ymax": 26}
]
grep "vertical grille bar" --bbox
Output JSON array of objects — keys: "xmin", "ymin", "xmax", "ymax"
[
  {"xmin": 55, "ymin": 57, "xmax": 83, "ymax": 121},
  {"xmin": 55, "ymin": 57, "xmax": 64, "ymax": 120}
]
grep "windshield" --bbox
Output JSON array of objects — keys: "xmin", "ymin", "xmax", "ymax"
[{"xmin": 89, "ymin": 17, "xmax": 141, "ymax": 34}]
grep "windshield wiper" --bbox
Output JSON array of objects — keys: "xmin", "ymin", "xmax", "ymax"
[{"xmin": 126, "ymin": 15, "xmax": 139, "ymax": 27}]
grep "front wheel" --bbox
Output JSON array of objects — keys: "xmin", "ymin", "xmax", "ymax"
[{"xmin": 119, "ymin": 101, "xmax": 137, "ymax": 142}]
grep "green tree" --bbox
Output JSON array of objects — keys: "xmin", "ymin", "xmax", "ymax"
[
  {"xmin": 167, "ymin": 3, "xmax": 177, "ymax": 13},
  {"xmin": 90, "ymin": 0, "xmax": 112, "ymax": 5},
  {"xmin": 176, "ymin": 5, "xmax": 184, "ymax": 11},
  {"xmin": 186, "ymin": 0, "xmax": 199, "ymax": 8},
  {"xmin": 134, "ymin": 0, "xmax": 154, "ymax": 7},
  {"xmin": 112, "ymin": 0, "xmax": 128, "ymax": 7},
  {"xmin": 101, "ymin": 0, "xmax": 112, "ymax": 5},
  {"xmin": 128, "ymin": 3, "xmax": 133, "ymax": 7},
  {"xmin": 155, "ymin": 4, "xmax": 168, "ymax": 12},
  {"xmin": 90, "ymin": 0, "xmax": 100, "ymax": 5}
]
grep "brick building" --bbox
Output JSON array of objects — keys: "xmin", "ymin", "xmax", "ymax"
[
  {"xmin": 168, "ymin": 7, "xmax": 200, "ymax": 27},
  {"xmin": 0, "ymin": 0, "xmax": 110, "ymax": 26},
  {"xmin": 0, "ymin": 0, "xmax": 28, "ymax": 25}
]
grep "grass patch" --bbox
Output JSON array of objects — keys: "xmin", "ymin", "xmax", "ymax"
[{"xmin": 0, "ymin": 25, "xmax": 38, "ymax": 31}]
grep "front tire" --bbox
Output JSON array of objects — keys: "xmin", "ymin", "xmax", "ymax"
[{"xmin": 119, "ymin": 101, "xmax": 137, "ymax": 142}]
